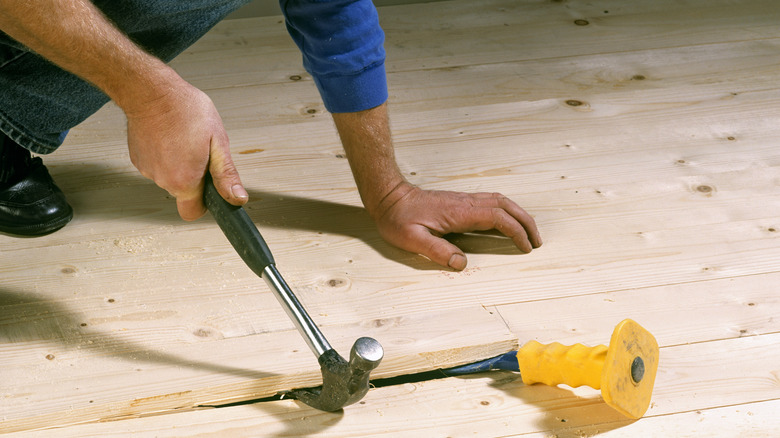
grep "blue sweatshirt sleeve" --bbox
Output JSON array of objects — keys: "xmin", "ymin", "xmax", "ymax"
[{"xmin": 280, "ymin": 0, "xmax": 388, "ymax": 113}]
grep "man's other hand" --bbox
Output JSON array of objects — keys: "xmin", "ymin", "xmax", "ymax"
[{"xmin": 373, "ymin": 182, "xmax": 542, "ymax": 270}]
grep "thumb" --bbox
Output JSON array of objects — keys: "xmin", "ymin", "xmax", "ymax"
[
  {"xmin": 208, "ymin": 135, "xmax": 248, "ymax": 206},
  {"xmin": 405, "ymin": 226, "xmax": 468, "ymax": 271}
]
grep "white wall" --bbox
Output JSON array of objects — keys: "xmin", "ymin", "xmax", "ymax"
[{"xmin": 227, "ymin": 0, "xmax": 445, "ymax": 19}]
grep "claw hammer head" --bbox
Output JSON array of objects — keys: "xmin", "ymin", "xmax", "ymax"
[{"xmin": 290, "ymin": 337, "xmax": 384, "ymax": 411}]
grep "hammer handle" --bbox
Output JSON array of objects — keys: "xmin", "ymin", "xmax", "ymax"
[
  {"xmin": 204, "ymin": 174, "xmax": 333, "ymax": 357},
  {"xmin": 203, "ymin": 173, "xmax": 275, "ymax": 276}
]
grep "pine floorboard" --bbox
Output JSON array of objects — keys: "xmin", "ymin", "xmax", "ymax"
[{"xmin": 2, "ymin": 0, "xmax": 780, "ymax": 435}]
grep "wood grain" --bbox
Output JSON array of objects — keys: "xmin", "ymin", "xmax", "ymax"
[
  {"xmin": 6, "ymin": 336, "xmax": 778, "ymax": 437},
  {"xmin": 0, "ymin": 305, "xmax": 516, "ymax": 433},
  {"xmin": 1, "ymin": 0, "xmax": 779, "ymax": 434}
]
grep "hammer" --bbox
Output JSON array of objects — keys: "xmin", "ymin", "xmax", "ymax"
[{"xmin": 203, "ymin": 175, "xmax": 384, "ymax": 411}]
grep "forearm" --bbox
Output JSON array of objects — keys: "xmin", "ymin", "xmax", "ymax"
[
  {"xmin": 0, "ymin": 1, "xmax": 246, "ymax": 219},
  {"xmin": 334, "ymin": 104, "xmax": 541, "ymax": 271},
  {"xmin": 332, "ymin": 103, "xmax": 410, "ymax": 218},
  {"xmin": 0, "ymin": 0, "xmax": 179, "ymax": 115}
]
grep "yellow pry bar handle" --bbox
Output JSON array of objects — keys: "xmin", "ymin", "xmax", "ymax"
[{"xmin": 516, "ymin": 319, "xmax": 659, "ymax": 419}]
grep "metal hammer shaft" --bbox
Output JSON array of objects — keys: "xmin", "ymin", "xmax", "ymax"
[
  {"xmin": 202, "ymin": 174, "xmax": 332, "ymax": 357},
  {"xmin": 262, "ymin": 264, "xmax": 331, "ymax": 356}
]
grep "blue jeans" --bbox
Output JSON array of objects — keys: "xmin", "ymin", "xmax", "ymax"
[{"xmin": 0, "ymin": 0, "xmax": 251, "ymax": 155}]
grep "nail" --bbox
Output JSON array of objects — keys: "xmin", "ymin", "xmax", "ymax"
[
  {"xmin": 448, "ymin": 253, "xmax": 467, "ymax": 271},
  {"xmin": 232, "ymin": 184, "xmax": 248, "ymax": 200}
]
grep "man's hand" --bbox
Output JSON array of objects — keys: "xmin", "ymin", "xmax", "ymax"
[
  {"xmin": 333, "ymin": 103, "xmax": 542, "ymax": 270},
  {"xmin": 372, "ymin": 181, "xmax": 542, "ymax": 270},
  {"xmin": 126, "ymin": 80, "xmax": 247, "ymax": 220},
  {"xmin": 0, "ymin": 0, "xmax": 246, "ymax": 220}
]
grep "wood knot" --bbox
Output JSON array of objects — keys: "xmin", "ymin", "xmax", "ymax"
[
  {"xmin": 565, "ymin": 99, "xmax": 584, "ymax": 106},
  {"xmin": 574, "ymin": 19, "xmax": 589, "ymax": 26},
  {"xmin": 327, "ymin": 278, "xmax": 345, "ymax": 288},
  {"xmin": 370, "ymin": 317, "xmax": 402, "ymax": 328},
  {"xmin": 299, "ymin": 106, "xmax": 321, "ymax": 116}
]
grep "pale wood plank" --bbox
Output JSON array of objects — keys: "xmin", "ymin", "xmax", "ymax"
[
  {"xmin": 65, "ymin": 0, "xmax": 780, "ymax": 136},
  {"xmin": 497, "ymin": 272, "xmax": 780, "ymax": 347},
  {"xmin": 11, "ymin": 401, "xmax": 779, "ymax": 438},
  {"xmin": 26, "ymin": 90, "xmax": 780, "ymax": 322},
  {"xmin": 134, "ymin": 38, "xmax": 780, "ymax": 130},
  {"xmin": 648, "ymin": 335, "xmax": 780, "ymax": 418},
  {"xmin": 380, "ymin": 0, "xmax": 780, "ymax": 72},
  {"xmin": 169, "ymin": 0, "xmax": 780, "ymax": 89},
  {"xmin": 0, "ymin": 306, "xmax": 516, "ymax": 433},
  {"xmin": 556, "ymin": 400, "xmax": 780, "ymax": 438},
  {"xmin": 6, "ymin": 336, "xmax": 778, "ymax": 437}
]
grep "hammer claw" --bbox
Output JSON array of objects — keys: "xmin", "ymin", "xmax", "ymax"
[{"xmin": 290, "ymin": 337, "xmax": 384, "ymax": 411}]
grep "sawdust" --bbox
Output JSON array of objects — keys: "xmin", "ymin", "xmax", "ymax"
[
  {"xmin": 440, "ymin": 266, "xmax": 482, "ymax": 279},
  {"xmin": 83, "ymin": 229, "xmax": 197, "ymax": 262},
  {"xmin": 112, "ymin": 236, "xmax": 152, "ymax": 254}
]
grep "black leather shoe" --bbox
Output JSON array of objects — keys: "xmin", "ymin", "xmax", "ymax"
[{"xmin": 0, "ymin": 135, "xmax": 73, "ymax": 236}]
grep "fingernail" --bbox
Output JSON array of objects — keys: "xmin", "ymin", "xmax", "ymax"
[
  {"xmin": 448, "ymin": 253, "xmax": 467, "ymax": 271},
  {"xmin": 232, "ymin": 184, "xmax": 248, "ymax": 200},
  {"xmin": 533, "ymin": 231, "xmax": 543, "ymax": 247}
]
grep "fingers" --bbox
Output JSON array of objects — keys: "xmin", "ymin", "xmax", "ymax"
[
  {"xmin": 177, "ymin": 193, "xmax": 207, "ymax": 222},
  {"xmin": 466, "ymin": 192, "xmax": 543, "ymax": 249},
  {"xmin": 208, "ymin": 132, "xmax": 248, "ymax": 207},
  {"xmin": 398, "ymin": 225, "xmax": 469, "ymax": 271},
  {"xmin": 376, "ymin": 188, "xmax": 542, "ymax": 270},
  {"xmin": 175, "ymin": 137, "xmax": 246, "ymax": 220},
  {"xmin": 496, "ymin": 195, "xmax": 543, "ymax": 248},
  {"xmin": 491, "ymin": 208, "xmax": 534, "ymax": 253}
]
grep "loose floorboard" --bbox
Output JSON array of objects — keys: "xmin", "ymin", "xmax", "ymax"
[
  {"xmin": 2, "ymin": 0, "xmax": 780, "ymax": 435},
  {"xmin": 7, "ymin": 338, "xmax": 780, "ymax": 437}
]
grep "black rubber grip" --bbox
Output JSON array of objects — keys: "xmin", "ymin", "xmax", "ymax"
[{"xmin": 203, "ymin": 173, "xmax": 275, "ymax": 276}]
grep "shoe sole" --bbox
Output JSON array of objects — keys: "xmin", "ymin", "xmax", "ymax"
[{"xmin": 0, "ymin": 210, "xmax": 73, "ymax": 237}]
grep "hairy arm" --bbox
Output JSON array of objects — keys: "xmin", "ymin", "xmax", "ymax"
[
  {"xmin": 281, "ymin": 0, "xmax": 541, "ymax": 269},
  {"xmin": 0, "ymin": 0, "xmax": 247, "ymax": 219},
  {"xmin": 334, "ymin": 104, "xmax": 542, "ymax": 270},
  {"xmin": 0, "ymin": 0, "xmax": 167, "ymax": 110}
]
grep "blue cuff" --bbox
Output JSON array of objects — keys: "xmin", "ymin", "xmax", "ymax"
[
  {"xmin": 313, "ymin": 61, "xmax": 388, "ymax": 113},
  {"xmin": 281, "ymin": 0, "xmax": 388, "ymax": 114}
]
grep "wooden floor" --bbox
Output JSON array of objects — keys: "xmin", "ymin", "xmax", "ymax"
[{"xmin": 2, "ymin": 0, "xmax": 780, "ymax": 436}]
